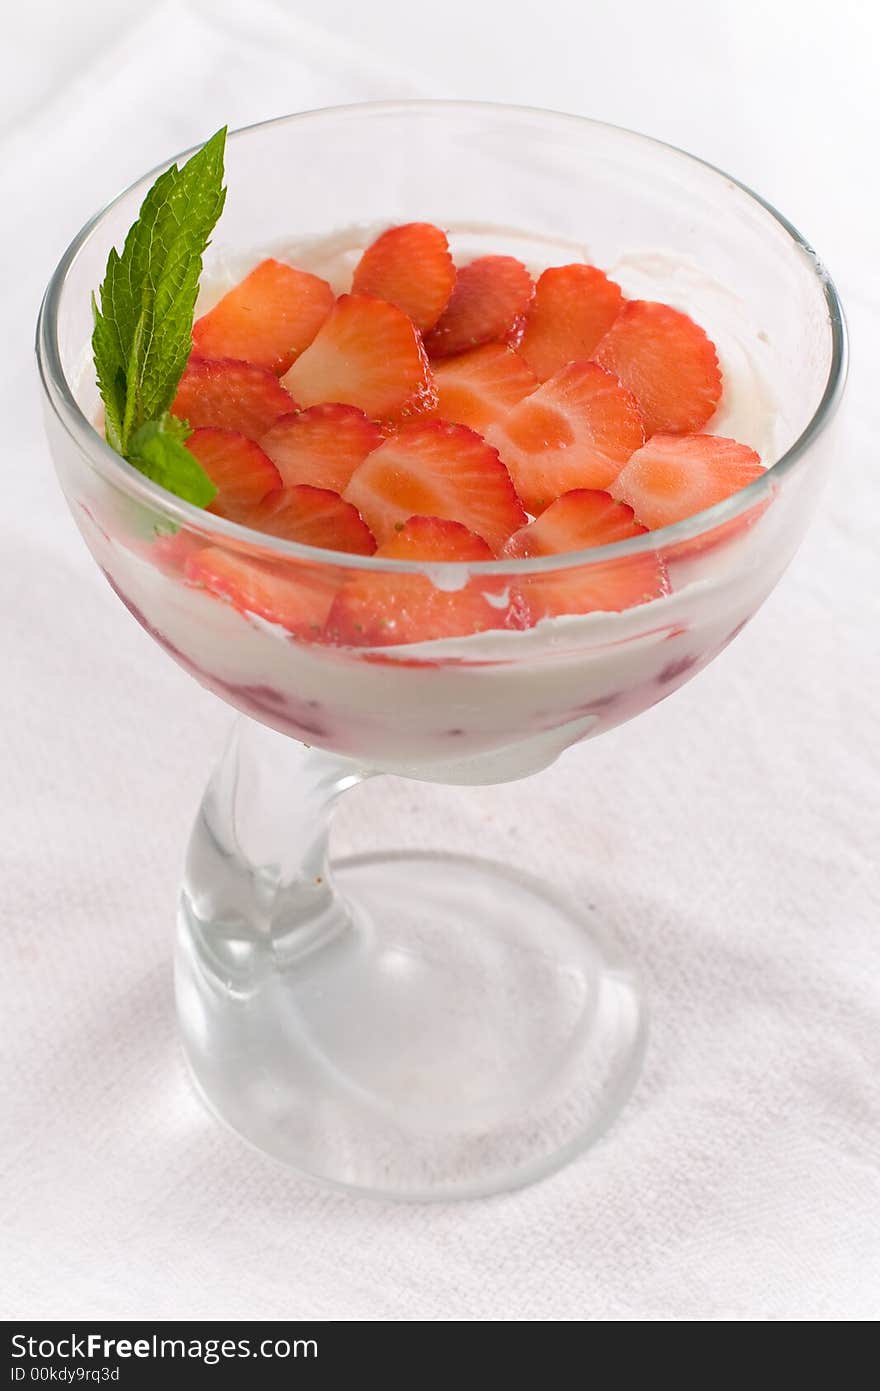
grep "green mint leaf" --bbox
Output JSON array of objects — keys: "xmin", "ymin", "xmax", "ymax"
[
  {"xmin": 91, "ymin": 289, "xmax": 126, "ymax": 453},
  {"xmin": 92, "ymin": 127, "xmax": 227, "ymax": 480},
  {"xmin": 127, "ymin": 413, "xmax": 217, "ymax": 509},
  {"xmin": 121, "ymin": 296, "xmax": 149, "ymax": 453}
]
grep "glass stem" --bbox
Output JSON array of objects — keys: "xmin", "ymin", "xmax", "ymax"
[{"xmin": 184, "ymin": 718, "xmax": 370, "ymax": 979}]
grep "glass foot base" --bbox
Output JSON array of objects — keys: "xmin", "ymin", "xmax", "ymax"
[{"xmin": 177, "ymin": 849, "xmax": 646, "ymax": 1201}]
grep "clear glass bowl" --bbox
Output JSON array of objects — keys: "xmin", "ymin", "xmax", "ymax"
[{"xmin": 37, "ymin": 102, "xmax": 846, "ymax": 1200}]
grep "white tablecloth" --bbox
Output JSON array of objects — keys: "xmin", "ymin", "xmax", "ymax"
[{"xmin": 3, "ymin": 0, "xmax": 878, "ymax": 1321}]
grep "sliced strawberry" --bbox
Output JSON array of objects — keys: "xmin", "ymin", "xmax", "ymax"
[
  {"xmin": 343, "ymin": 420, "xmax": 526, "ymax": 553},
  {"xmin": 517, "ymin": 264, "xmax": 624, "ymax": 382},
  {"xmin": 504, "ymin": 488, "xmax": 647, "ymax": 557},
  {"xmin": 282, "ymin": 293, "xmax": 437, "ymax": 424},
  {"xmin": 504, "ymin": 489, "xmax": 667, "ymax": 624},
  {"xmin": 171, "ymin": 356, "xmax": 295, "ymax": 438},
  {"xmin": 610, "ymin": 433, "xmax": 764, "ymax": 529},
  {"xmin": 593, "ymin": 300, "xmax": 722, "ymax": 436},
  {"xmin": 424, "ymin": 256, "xmax": 534, "ymax": 358},
  {"xmin": 240, "ymin": 484, "xmax": 376, "ymax": 555},
  {"xmin": 184, "ymin": 546, "xmax": 339, "ymax": 639},
  {"xmin": 185, "ymin": 428, "xmax": 281, "ymax": 521},
  {"xmin": 352, "ymin": 223, "xmax": 455, "ymax": 333},
  {"xmin": 326, "ymin": 516, "xmax": 518, "ymax": 647},
  {"xmin": 148, "ymin": 529, "xmax": 204, "ymax": 577},
  {"xmin": 432, "ymin": 344, "xmax": 538, "ymax": 433},
  {"xmin": 485, "ymin": 361, "xmax": 645, "ymax": 515},
  {"xmin": 192, "ymin": 259, "xmax": 334, "ymax": 374},
  {"xmin": 515, "ymin": 550, "xmax": 667, "ymax": 625},
  {"xmin": 259, "ymin": 403, "xmax": 383, "ymax": 494}
]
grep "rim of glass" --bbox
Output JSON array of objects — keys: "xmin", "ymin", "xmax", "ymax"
[{"xmin": 36, "ymin": 99, "xmax": 848, "ymax": 576}]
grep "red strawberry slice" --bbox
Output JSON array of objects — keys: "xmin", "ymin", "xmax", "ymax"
[
  {"xmin": 186, "ymin": 428, "xmax": 281, "ymax": 521},
  {"xmin": 326, "ymin": 516, "xmax": 518, "ymax": 647},
  {"xmin": 171, "ymin": 356, "xmax": 295, "ymax": 439},
  {"xmin": 184, "ymin": 546, "xmax": 339, "ymax": 639},
  {"xmin": 518, "ymin": 264, "xmax": 624, "ymax": 382},
  {"xmin": 432, "ymin": 344, "xmax": 538, "ymax": 433},
  {"xmin": 504, "ymin": 488, "xmax": 648, "ymax": 557},
  {"xmin": 192, "ymin": 259, "xmax": 334, "ymax": 374},
  {"xmin": 610, "ymin": 433, "xmax": 764, "ymax": 529},
  {"xmin": 485, "ymin": 361, "xmax": 645, "ymax": 515},
  {"xmin": 424, "ymin": 256, "xmax": 534, "ymax": 358},
  {"xmin": 148, "ymin": 529, "xmax": 204, "ymax": 577},
  {"xmin": 282, "ymin": 293, "xmax": 437, "ymax": 424},
  {"xmin": 504, "ymin": 489, "xmax": 668, "ymax": 623},
  {"xmin": 260, "ymin": 403, "xmax": 383, "ymax": 494},
  {"xmin": 343, "ymin": 419, "xmax": 526, "ymax": 553},
  {"xmin": 352, "ymin": 223, "xmax": 456, "ymax": 333},
  {"xmin": 593, "ymin": 300, "xmax": 722, "ymax": 435},
  {"xmin": 240, "ymin": 484, "xmax": 376, "ymax": 555}
]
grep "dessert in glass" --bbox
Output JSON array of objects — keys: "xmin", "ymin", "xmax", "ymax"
[{"xmin": 37, "ymin": 103, "xmax": 846, "ymax": 1200}]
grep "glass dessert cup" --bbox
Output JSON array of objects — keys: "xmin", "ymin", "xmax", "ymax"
[{"xmin": 37, "ymin": 103, "xmax": 846, "ymax": 1200}]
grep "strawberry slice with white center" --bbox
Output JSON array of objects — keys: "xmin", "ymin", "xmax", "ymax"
[
  {"xmin": 352, "ymin": 223, "xmax": 456, "ymax": 333},
  {"xmin": 593, "ymin": 300, "xmax": 722, "ymax": 435},
  {"xmin": 343, "ymin": 419, "xmax": 526, "ymax": 553},
  {"xmin": 326, "ymin": 516, "xmax": 519, "ymax": 647},
  {"xmin": 424, "ymin": 256, "xmax": 534, "ymax": 358},
  {"xmin": 432, "ymin": 344, "xmax": 538, "ymax": 433},
  {"xmin": 192, "ymin": 259, "xmax": 334, "ymax": 374},
  {"xmin": 282, "ymin": 293, "xmax": 437, "ymax": 424},
  {"xmin": 240, "ymin": 484, "xmax": 376, "ymax": 555},
  {"xmin": 610, "ymin": 433, "xmax": 764, "ymax": 529},
  {"xmin": 503, "ymin": 489, "xmax": 668, "ymax": 623},
  {"xmin": 184, "ymin": 546, "xmax": 340, "ymax": 639},
  {"xmin": 186, "ymin": 428, "xmax": 281, "ymax": 521},
  {"xmin": 518, "ymin": 264, "xmax": 625, "ymax": 382},
  {"xmin": 172, "ymin": 356, "xmax": 295, "ymax": 438},
  {"xmin": 260, "ymin": 404, "xmax": 383, "ymax": 494},
  {"xmin": 504, "ymin": 488, "xmax": 648, "ymax": 557},
  {"xmin": 485, "ymin": 361, "xmax": 645, "ymax": 515}
]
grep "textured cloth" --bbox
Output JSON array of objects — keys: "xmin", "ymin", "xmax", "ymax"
[{"xmin": 2, "ymin": 0, "xmax": 878, "ymax": 1322}]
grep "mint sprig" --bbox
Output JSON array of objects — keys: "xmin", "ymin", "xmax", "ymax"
[
  {"xmin": 127, "ymin": 413, "xmax": 217, "ymax": 508},
  {"xmin": 92, "ymin": 128, "xmax": 227, "ymax": 504}
]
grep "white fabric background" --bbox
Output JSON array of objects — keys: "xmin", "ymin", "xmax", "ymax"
[{"xmin": 3, "ymin": 0, "xmax": 878, "ymax": 1321}]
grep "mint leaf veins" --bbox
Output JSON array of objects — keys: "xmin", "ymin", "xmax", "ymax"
[{"xmin": 91, "ymin": 127, "xmax": 227, "ymax": 504}]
